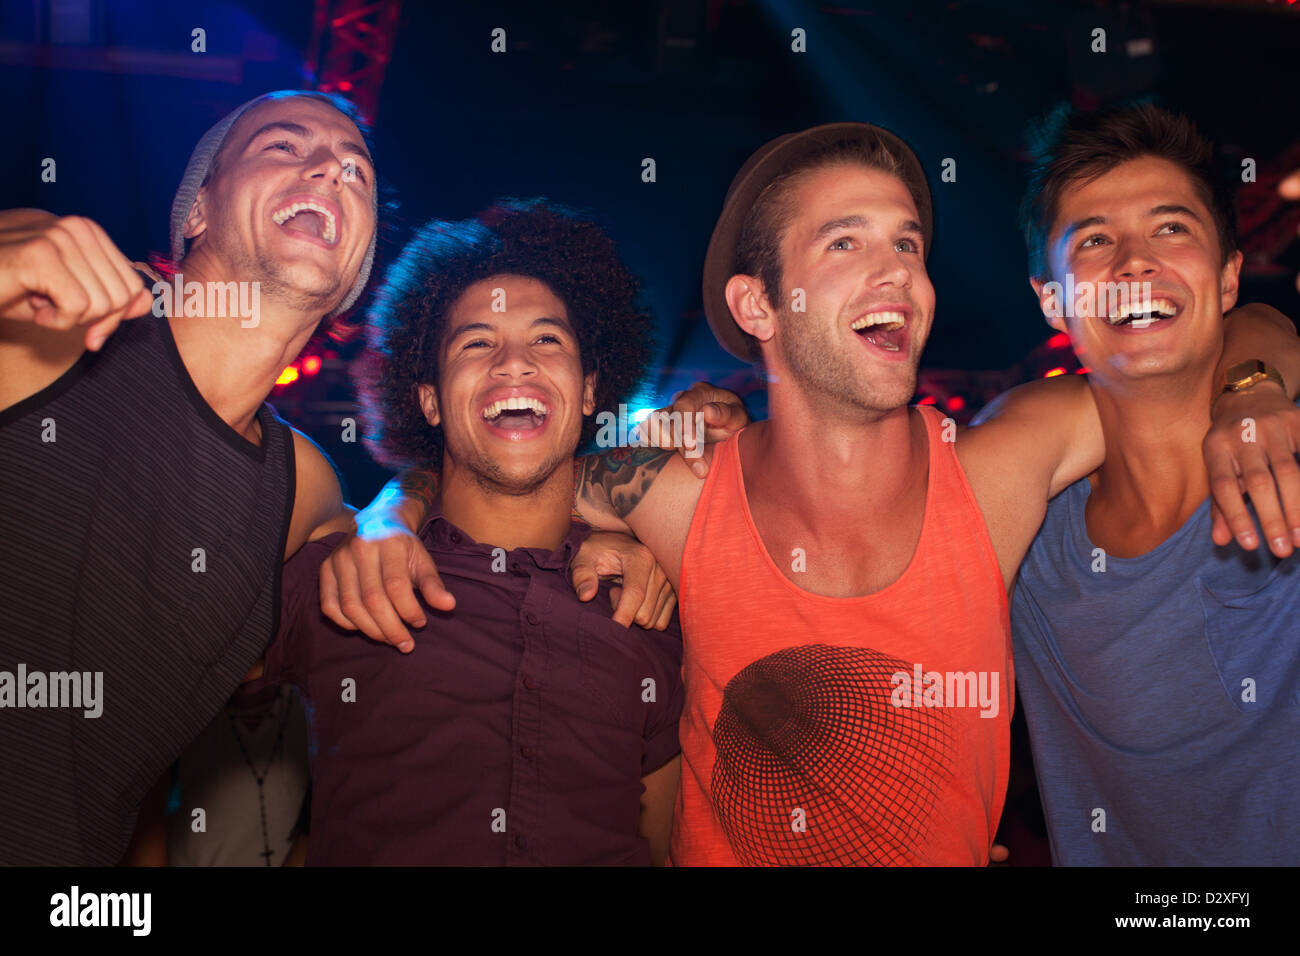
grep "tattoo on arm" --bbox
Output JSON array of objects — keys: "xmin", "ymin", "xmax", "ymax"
[
  {"xmin": 398, "ymin": 466, "xmax": 441, "ymax": 521},
  {"xmin": 578, "ymin": 447, "xmax": 673, "ymax": 519}
]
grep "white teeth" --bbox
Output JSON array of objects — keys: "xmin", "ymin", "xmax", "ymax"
[
  {"xmin": 851, "ymin": 311, "xmax": 906, "ymax": 332},
  {"xmin": 1109, "ymin": 298, "xmax": 1176, "ymax": 325},
  {"xmin": 271, "ymin": 201, "xmax": 338, "ymax": 244},
  {"xmin": 481, "ymin": 396, "xmax": 549, "ymax": 420}
]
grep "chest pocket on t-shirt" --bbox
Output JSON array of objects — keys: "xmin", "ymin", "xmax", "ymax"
[{"xmin": 1199, "ymin": 559, "xmax": 1300, "ymax": 713}]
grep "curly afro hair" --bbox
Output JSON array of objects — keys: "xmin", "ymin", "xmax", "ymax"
[{"xmin": 358, "ymin": 199, "xmax": 653, "ymax": 471}]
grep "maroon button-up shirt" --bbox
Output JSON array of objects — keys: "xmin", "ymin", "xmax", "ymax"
[{"xmin": 262, "ymin": 507, "xmax": 684, "ymax": 866}]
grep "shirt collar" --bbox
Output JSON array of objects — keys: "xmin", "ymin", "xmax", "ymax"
[{"xmin": 417, "ymin": 498, "xmax": 591, "ymax": 571}]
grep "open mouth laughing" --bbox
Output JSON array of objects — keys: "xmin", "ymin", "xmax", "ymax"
[
  {"xmin": 480, "ymin": 394, "xmax": 551, "ymax": 437},
  {"xmin": 1104, "ymin": 295, "xmax": 1182, "ymax": 331},
  {"xmin": 270, "ymin": 196, "xmax": 340, "ymax": 246},
  {"xmin": 850, "ymin": 307, "xmax": 910, "ymax": 359}
]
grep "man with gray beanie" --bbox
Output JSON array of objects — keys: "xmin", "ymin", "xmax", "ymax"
[{"xmin": 0, "ymin": 90, "xmax": 376, "ymax": 865}]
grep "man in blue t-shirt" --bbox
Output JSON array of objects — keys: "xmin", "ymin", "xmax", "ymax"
[{"xmin": 1002, "ymin": 102, "xmax": 1300, "ymax": 864}]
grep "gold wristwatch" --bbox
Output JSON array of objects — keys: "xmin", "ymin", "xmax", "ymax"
[{"xmin": 1219, "ymin": 360, "xmax": 1285, "ymax": 404}]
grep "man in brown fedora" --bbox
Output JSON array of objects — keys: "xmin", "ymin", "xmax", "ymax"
[{"xmin": 322, "ymin": 122, "xmax": 1300, "ymax": 865}]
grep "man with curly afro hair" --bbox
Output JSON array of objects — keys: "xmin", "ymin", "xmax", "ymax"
[
  {"xmin": 359, "ymin": 199, "xmax": 654, "ymax": 475},
  {"xmin": 247, "ymin": 199, "xmax": 687, "ymax": 865}
]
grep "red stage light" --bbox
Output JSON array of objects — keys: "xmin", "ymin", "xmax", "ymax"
[
  {"xmin": 948, "ymin": 395, "xmax": 966, "ymax": 411},
  {"xmin": 303, "ymin": 356, "xmax": 322, "ymax": 376},
  {"xmin": 1047, "ymin": 332, "xmax": 1071, "ymax": 349},
  {"xmin": 1044, "ymin": 367, "xmax": 1066, "ymax": 378},
  {"xmin": 918, "ymin": 395, "xmax": 937, "ymax": 405},
  {"xmin": 275, "ymin": 366, "xmax": 299, "ymax": 386},
  {"xmin": 1075, "ymin": 366, "xmax": 1091, "ymax": 374}
]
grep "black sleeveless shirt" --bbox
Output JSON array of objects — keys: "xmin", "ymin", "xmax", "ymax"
[{"xmin": 0, "ymin": 312, "xmax": 296, "ymax": 865}]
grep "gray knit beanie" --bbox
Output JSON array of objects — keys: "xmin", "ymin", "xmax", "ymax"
[{"xmin": 169, "ymin": 90, "xmax": 378, "ymax": 317}]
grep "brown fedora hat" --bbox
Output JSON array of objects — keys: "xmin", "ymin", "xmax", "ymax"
[{"xmin": 702, "ymin": 122, "xmax": 933, "ymax": 361}]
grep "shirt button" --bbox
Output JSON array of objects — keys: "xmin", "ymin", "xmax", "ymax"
[
  {"xmin": 523, "ymin": 676, "xmax": 537, "ymax": 690},
  {"xmin": 449, "ymin": 531, "xmax": 462, "ymax": 544},
  {"xmin": 525, "ymin": 612, "xmax": 539, "ymax": 626},
  {"xmin": 520, "ymin": 745, "xmax": 534, "ymax": 759}
]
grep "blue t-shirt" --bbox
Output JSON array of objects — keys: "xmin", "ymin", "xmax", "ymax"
[{"xmin": 1011, "ymin": 478, "xmax": 1300, "ymax": 865}]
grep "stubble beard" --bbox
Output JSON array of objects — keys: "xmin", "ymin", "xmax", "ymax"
[
  {"xmin": 774, "ymin": 304, "xmax": 919, "ymax": 418},
  {"xmin": 462, "ymin": 444, "xmax": 573, "ymax": 500},
  {"xmin": 221, "ymin": 233, "xmax": 345, "ymax": 315}
]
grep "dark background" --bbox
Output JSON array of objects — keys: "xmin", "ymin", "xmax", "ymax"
[{"xmin": 3, "ymin": 0, "xmax": 1298, "ymax": 504}]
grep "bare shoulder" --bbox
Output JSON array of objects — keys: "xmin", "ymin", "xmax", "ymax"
[
  {"xmin": 0, "ymin": 318, "xmax": 87, "ymax": 411},
  {"xmin": 959, "ymin": 374, "xmax": 1092, "ymax": 471},
  {"xmin": 578, "ymin": 444, "xmax": 712, "ymax": 519},
  {"xmin": 955, "ymin": 374, "xmax": 1100, "ymax": 590},
  {"xmin": 285, "ymin": 427, "xmax": 345, "ymax": 558}
]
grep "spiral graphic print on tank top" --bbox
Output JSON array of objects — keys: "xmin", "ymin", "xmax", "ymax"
[{"xmin": 711, "ymin": 644, "xmax": 953, "ymax": 866}]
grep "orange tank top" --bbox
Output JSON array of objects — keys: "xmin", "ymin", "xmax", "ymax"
[{"xmin": 670, "ymin": 405, "xmax": 1013, "ymax": 866}]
